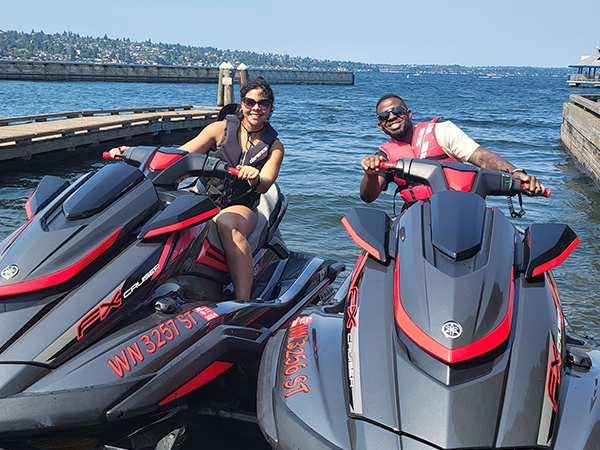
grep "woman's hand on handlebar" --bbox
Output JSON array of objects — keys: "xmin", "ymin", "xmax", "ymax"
[
  {"xmin": 236, "ymin": 165, "xmax": 261, "ymax": 184},
  {"xmin": 104, "ymin": 146, "xmax": 130, "ymax": 160},
  {"xmin": 512, "ymin": 171, "xmax": 548, "ymax": 197},
  {"xmin": 361, "ymin": 154, "xmax": 386, "ymax": 176}
]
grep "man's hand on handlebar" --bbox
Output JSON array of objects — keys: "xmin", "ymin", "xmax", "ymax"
[
  {"xmin": 511, "ymin": 171, "xmax": 547, "ymax": 197},
  {"xmin": 361, "ymin": 154, "xmax": 386, "ymax": 176}
]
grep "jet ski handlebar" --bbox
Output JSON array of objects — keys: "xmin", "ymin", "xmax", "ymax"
[
  {"xmin": 380, "ymin": 159, "xmax": 550, "ymax": 198},
  {"xmin": 103, "ymin": 146, "xmax": 240, "ymax": 186}
]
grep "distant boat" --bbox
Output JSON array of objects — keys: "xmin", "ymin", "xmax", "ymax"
[
  {"xmin": 479, "ymin": 74, "xmax": 502, "ymax": 79},
  {"xmin": 567, "ymin": 42, "xmax": 600, "ymax": 87}
]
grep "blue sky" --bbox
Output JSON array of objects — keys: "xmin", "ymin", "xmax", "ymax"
[{"xmin": 1, "ymin": 0, "xmax": 598, "ymax": 68}]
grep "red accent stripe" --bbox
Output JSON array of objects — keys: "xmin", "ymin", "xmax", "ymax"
[
  {"xmin": 350, "ymin": 251, "xmax": 368, "ymax": 286},
  {"xmin": 547, "ymin": 273, "xmax": 565, "ymax": 328},
  {"xmin": 143, "ymin": 208, "xmax": 219, "ymax": 238},
  {"xmin": 443, "ymin": 167, "xmax": 476, "ymax": 192},
  {"xmin": 171, "ymin": 225, "xmax": 201, "ymax": 261},
  {"xmin": 24, "ymin": 189, "xmax": 34, "ymax": 219},
  {"xmin": 195, "ymin": 240, "xmax": 228, "ymax": 272},
  {"xmin": 253, "ymin": 253, "xmax": 276, "ymax": 281},
  {"xmin": 341, "ymin": 217, "xmax": 381, "ymax": 260},
  {"xmin": 0, "ymin": 214, "xmax": 37, "ymax": 254},
  {"xmin": 532, "ymin": 237, "xmax": 580, "ymax": 278},
  {"xmin": 148, "ymin": 152, "xmax": 183, "ymax": 171},
  {"xmin": 394, "ymin": 258, "xmax": 514, "ymax": 363},
  {"xmin": 243, "ymin": 307, "xmax": 271, "ymax": 326},
  {"xmin": 152, "ymin": 233, "xmax": 175, "ymax": 281},
  {"xmin": 0, "ymin": 227, "xmax": 122, "ymax": 296},
  {"xmin": 158, "ymin": 361, "xmax": 233, "ymax": 406}
]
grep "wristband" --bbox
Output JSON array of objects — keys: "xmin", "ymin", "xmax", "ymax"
[{"xmin": 510, "ymin": 168, "xmax": 527, "ymax": 175}]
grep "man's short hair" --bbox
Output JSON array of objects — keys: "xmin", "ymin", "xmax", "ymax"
[{"xmin": 376, "ymin": 94, "xmax": 406, "ymax": 111}]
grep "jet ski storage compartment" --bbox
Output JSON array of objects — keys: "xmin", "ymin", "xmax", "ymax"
[
  {"xmin": 62, "ymin": 163, "xmax": 145, "ymax": 220},
  {"xmin": 429, "ymin": 191, "xmax": 485, "ymax": 261}
]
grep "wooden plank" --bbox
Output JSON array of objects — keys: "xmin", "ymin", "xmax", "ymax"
[
  {"xmin": 0, "ymin": 109, "xmax": 218, "ymax": 144},
  {"xmin": 562, "ymin": 102, "xmax": 600, "ymax": 150},
  {"xmin": 561, "ymin": 102, "xmax": 600, "ymax": 189},
  {"xmin": 569, "ymin": 94, "xmax": 600, "ymax": 117},
  {"xmin": 0, "ymin": 107, "xmax": 218, "ymax": 162},
  {"xmin": 561, "ymin": 122, "xmax": 600, "ymax": 188},
  {"xmin": 0, "ymin": 105, "xmax": 218, "ymax": 126}
]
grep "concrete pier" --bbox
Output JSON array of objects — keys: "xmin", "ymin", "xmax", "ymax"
[
  {"xmin": 560, "ymin": 94, "xmax": 600, "ymax": 189},
  {"xmin": 0, "ymin": 106, "xmax": 219, "ymax": 163},
  {"xmin": 0, "ymin": 60, "xmax": 354, "ymax": 85}
]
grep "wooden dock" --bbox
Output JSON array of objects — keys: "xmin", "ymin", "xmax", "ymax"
[
  {"xmin": 560, "ymin": 94, "xmax": 600, "ymax": 188},
  {"xmin": 0, "ymin": 106, "xmax": 219, "ymax": 162}
]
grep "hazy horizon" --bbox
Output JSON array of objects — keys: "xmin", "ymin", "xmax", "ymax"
[{"xmin": 1, "ymin": 0, "xmax": 598, "ymax": 68}]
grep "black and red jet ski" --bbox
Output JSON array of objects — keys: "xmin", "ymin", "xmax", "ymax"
[
  {"xmin": 0, "ymin": 146, "xmax": 343, "ymax": 450},
  {"xmin": 257, "ymin": 158, "xmax": 600, "ymax": 449}
]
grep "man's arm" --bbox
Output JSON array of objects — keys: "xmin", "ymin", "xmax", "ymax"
[
  {"xmin": 360, "ymin": 154, "xmax": 388, "ymax": 203},
  {"xmin": 468, "ymin": 146, "xmax": 546, "ymax": 195}
]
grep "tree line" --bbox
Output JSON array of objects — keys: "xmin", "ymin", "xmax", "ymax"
[{"xmin": 0, "ymin": 29, "xmax": 569, "ymax": 77}]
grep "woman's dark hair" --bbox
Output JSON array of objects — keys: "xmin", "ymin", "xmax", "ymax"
[
  {"xmin": 236, "ymin": 76, "xmax": 275, "ymax": 120},
  {"xmin": 376, "ymin": 94, "xmax": 406, "ymax": 111}
]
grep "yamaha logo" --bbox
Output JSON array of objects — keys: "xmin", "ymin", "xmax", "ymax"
[
  {"xmin": 442, "ymin": 321, "xmax": 463, "ymax": 339},
  {"xmin": 1, "ymin": 264, "xmax": 19, "ymax": 280}
]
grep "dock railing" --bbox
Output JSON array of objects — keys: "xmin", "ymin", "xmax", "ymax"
[{"xmin": 567, "ymin": 74, "xmax": 600, "ymax": 86}]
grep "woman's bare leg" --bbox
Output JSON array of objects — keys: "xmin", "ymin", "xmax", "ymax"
[{"xmin": 214, "ymin": 205, "xmax": 258, "ymax": 300}]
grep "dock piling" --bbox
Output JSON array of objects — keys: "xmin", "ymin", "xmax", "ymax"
[
  {"xmin": 217, "ymin": 64, "xmax": 225, "ymax": 107},
  {"xmin": 238, "ymin": 63, "xmax": 248, "ymax": 88},
  {"xmin": 222, "ymin": 63, "xmax": 234, "ymax": 106}
]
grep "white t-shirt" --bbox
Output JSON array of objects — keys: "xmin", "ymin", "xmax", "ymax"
[{"xmin": 433, "ymin": 120, "xmax": 480, "ymax": 162}]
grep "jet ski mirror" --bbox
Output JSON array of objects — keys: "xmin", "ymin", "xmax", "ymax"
[
  {"xmin": 25, "ymin": 176, "xmax": 70, "ymax": 219},
  {"xmin": 341, "ymin": 207, "xmax": 391, "ymax": 263},
  {"xmin": 522, "ymin": 223, "xmax": 579, "ymax": 279}
]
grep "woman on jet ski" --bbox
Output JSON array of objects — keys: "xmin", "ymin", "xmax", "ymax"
[{"xmin": 110, "ymin": 76, "xmax": 284, "ymax": 301}]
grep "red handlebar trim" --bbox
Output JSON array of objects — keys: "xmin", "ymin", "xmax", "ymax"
[
  {"xmin": 102, "ymin": 152, "xmax": 114, "ymax": 160},
  {"xmin": 379, "ymin": 161, "xmax": 395, "ymax": 170},
  {"xmin": 227, "ymin": 167, "xmax": 240, "ymax": 176},
  {"xmin": 520, "ymin": 183, "xmax": 551, "ymax": 198}
]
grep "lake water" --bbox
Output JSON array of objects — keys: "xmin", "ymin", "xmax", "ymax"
[{"xmin": 0, "ymin": 72, "xmax": 599, "ymax": 448}]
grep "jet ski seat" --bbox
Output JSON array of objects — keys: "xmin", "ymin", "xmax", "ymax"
[
  {"xmin": 204, "ymin": 182, "xmax": 283, "ymax": 256},
  {"xmin": 217, "ymin": 103, "xmax": 238, "ymax": 121}
]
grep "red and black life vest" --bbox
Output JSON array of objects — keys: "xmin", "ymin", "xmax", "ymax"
[{"xmin": 380, "ymin": 117, "xmax": 454, "ymax": 203}]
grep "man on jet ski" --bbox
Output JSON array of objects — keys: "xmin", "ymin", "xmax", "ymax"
[{"xmin": 360, "ymin": 94, "xmax": 546, "ymax": 205}]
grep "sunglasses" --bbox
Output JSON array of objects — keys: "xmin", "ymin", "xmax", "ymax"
[
  {"xmin": 377, "ymin": 105, "xmax": 408, "ymax": 123},
  {"xmin": 242, "ymin": 97, "xmax": 272, "ymax": 110}
]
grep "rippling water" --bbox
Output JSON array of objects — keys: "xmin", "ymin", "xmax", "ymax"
[{"xmin": 1, "ymin": 73, "xmax": 600, "ymax": 447}]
